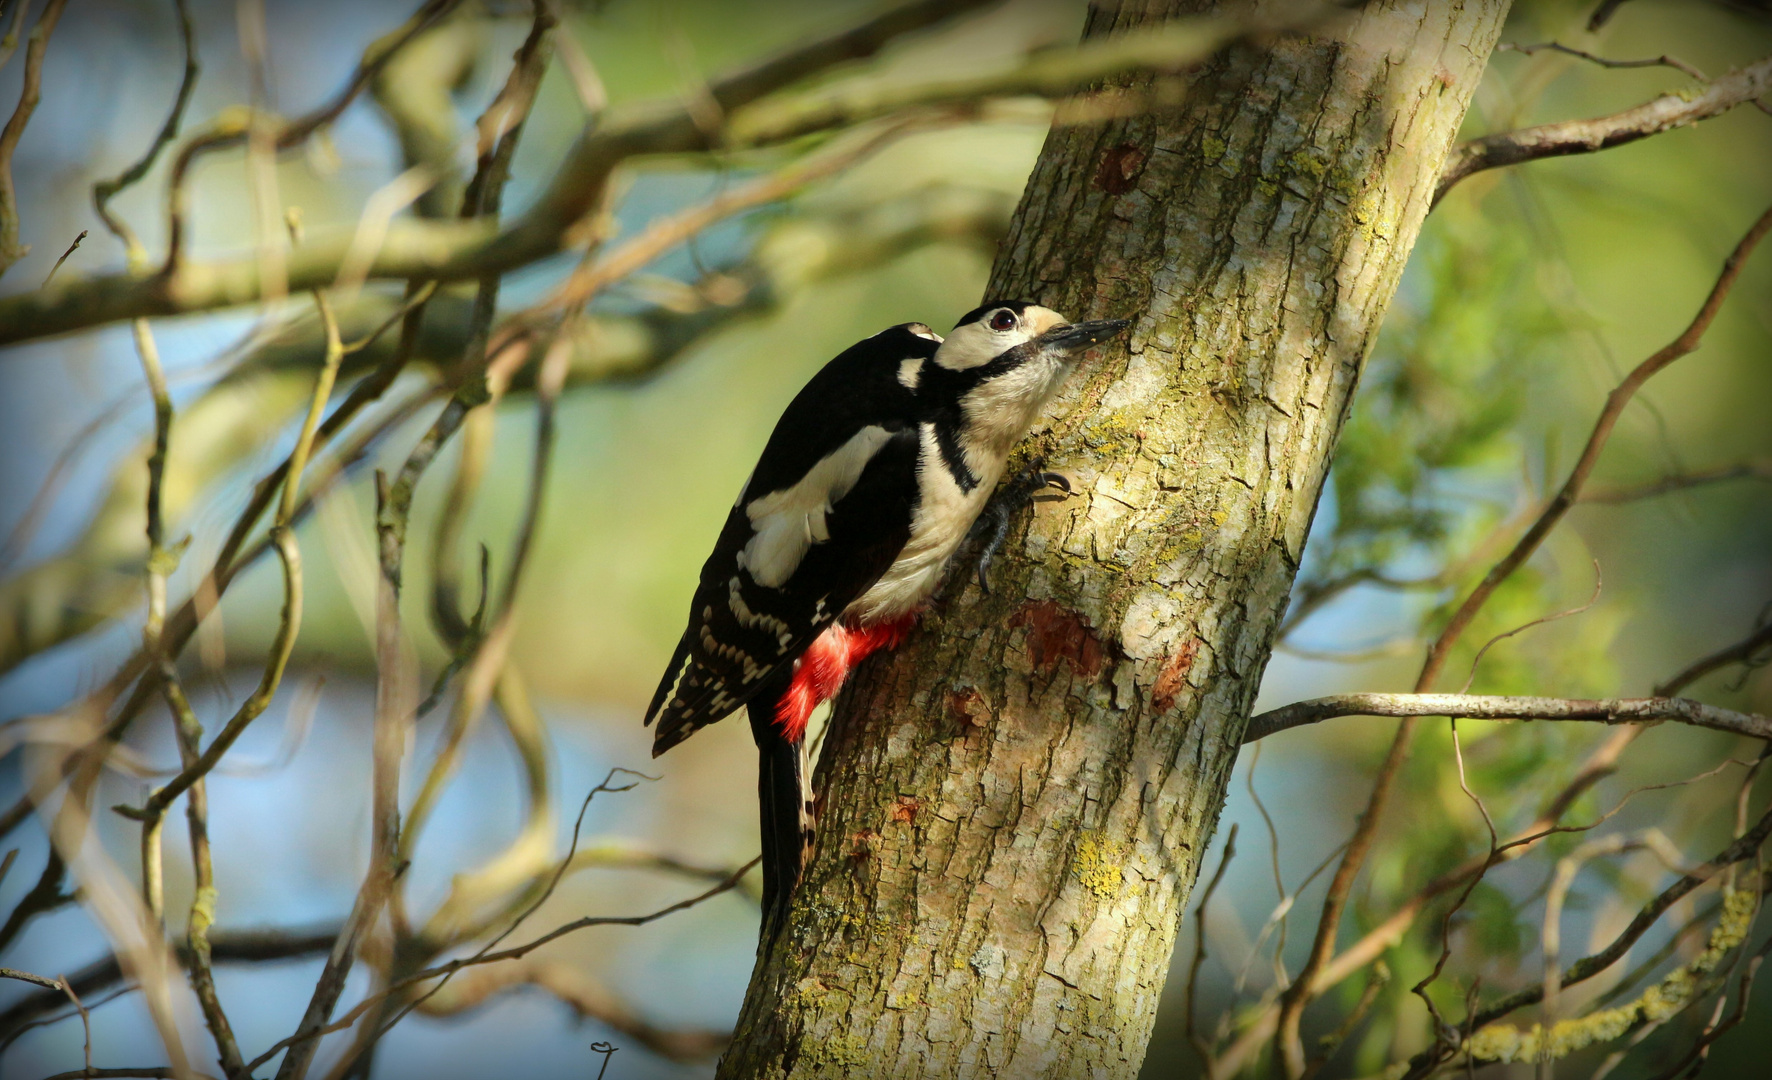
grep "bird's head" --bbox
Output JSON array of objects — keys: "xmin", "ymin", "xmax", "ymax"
[{"xmin": 933, "ymin": 300, "xmax": 1129, "ymax": 374}]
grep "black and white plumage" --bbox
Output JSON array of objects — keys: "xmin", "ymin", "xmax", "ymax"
[{"xmin": 644, "ymin": 300, "xmax": 1128, "ymax": 927}]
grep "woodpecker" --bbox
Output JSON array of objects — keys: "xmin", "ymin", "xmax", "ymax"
[{"xmin": 644, "ymin": 300, "xmax": 1128, "ymax": 928}]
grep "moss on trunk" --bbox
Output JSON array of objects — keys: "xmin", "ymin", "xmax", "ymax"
[{"xmin": 719, "ymin": 2, "xmax": 1511, "ymax": 1076}]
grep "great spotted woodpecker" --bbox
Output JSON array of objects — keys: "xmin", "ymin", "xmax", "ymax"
[{"xmin": 644, "ymin": 300, "xmax": 1128, "ymax": 927}]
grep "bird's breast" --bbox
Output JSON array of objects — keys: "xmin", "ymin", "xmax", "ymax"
[{"xmin": 844, "ymin": 423, "xmax": 998, "ymax": 624}]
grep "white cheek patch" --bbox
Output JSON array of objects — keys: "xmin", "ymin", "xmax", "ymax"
[
  {"xmin": 742, "ymin": 426, "xmax": 893, "ymax": 587},
  {"xmin": 897, "ymin": 357, "xmax": 924, "ymax": 390}
]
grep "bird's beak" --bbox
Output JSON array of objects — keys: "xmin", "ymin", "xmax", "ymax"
[{"xmin": 1037, "ymin": 318, "xmax": 1131, "ymax": 354}]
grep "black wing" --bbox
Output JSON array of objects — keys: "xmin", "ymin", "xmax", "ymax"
[{"xmin": 644, "ymin": 325, "xmax": 937, "ymax": 753}]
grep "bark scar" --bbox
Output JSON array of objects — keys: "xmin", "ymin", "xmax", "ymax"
[
  {"xmin": 1092, "ymin": 141, "xmax": 1148, "ymax": 195},
  {"xmin": 1151, "ymin": 637, "xmax": 1200, "ymax": 713},
  {"xmin": 1009, "ymin": 600, "xmax": 1109, "ymax": 680}
]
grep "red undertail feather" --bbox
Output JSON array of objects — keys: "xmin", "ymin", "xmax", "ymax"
[{"xmin": 776, "ymin": 615, "xmax": 918, "ymax": 743}]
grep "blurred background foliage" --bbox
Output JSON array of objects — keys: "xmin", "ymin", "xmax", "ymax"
[{"xmin": 0, "ymin": 0, "xmax": 1769, "ymax": 1078}]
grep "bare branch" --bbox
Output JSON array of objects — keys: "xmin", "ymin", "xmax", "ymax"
[
  {"xmin": 0, "ymin": 966, "xmax": 60, "ymax": 989},
  {"xmin": 1420, "ymin": 203, "xmax": 1772, "ymax": 692},
  {"xmin": 0, "ymin": 1, "xmax": 29, "ymax": 73},
  {"xmin": 1497, "ymin": 40, "xmax": 1709, "ymax": 83},
  {"xmin": 413, "ymin": 961, "xmax": 729, "ymax": 1061},
  {"xmin": 1400, "ymin": 804, "xmax": 1772, "ymax": 1077},
  {"xmin": 1657, "ymin": 619, "xmax": 1772, "ymax": 698},
  {"xmin": 1581, "ymin": 459, "xmax": 1772, "ymax": 504},
  {"xmin": 1185, "ymin": 824, "xmax": 1237, "ymax": 1080},
  {"xmin": 92, "ymin": 0, "xmax": 198, "ymax": 266},
  {"xmin": 160, "ymin": 0, "xmax": 465, "ymax": 272},
  {"xmin": 39, "ymin": 1064, "xmax": 221, "ymax": 1071},
  {"xmin": 0, "ymin": 0, "xmax": 68, "ymax": 278},
  {"xmin": 0, "ymin": 925, "xmax": 339, "ymax": 1044},
  {"xmin": 0, "ymin": 1, "xmax": 1281, "ymax": 345},
  {"xmin": 1275, "ymin": 198, "xmax": 1772, "ymax": 1070},
  {"xmin": 1436, "ymin": 55, "xmax": 1772, "ymax": 204},
  {"xmin": 39, "ymin": 228, "xmax": 84, "ymax": 286},
  {"xmin": 1244, "ymin": 693, "xmax": 1771, "ymax": 743}
]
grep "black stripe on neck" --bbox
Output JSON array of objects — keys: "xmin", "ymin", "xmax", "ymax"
[{"xmin": 932, "ymin": 420, "xmax": 979, "ymax": 494}]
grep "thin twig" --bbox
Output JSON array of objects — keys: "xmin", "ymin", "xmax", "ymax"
[
  {"xmin": 1656, "ymin": 618, "xmax": 1772, "ymax": 698},
  {"xmin": 114, "ymin": 285, "xmax": 337, "ymax": 825},
  {"xmin": 0, "ymin": 967, "xmax": 60, "ymax": 989},
  {"xmin": 161, "ymin": 0, "xmax": 465, "ymax": 272},
  {"xmin": 163, "ymin": 674, "xmax": 244, "ymax": 1077},
  {"xmin": 92, "ymin": 0, "xmax": 198, "ymax": 267},
  {"xmin": 0, "ymin": 0, "xmax": 1289, "ymax": 344},
  {"xmin": 1424, "ymin": 203, "xmax": 1772, "ymax": 699},
  {"xmin": 1185, "ymin": 824, "xmax": 1237, "ymax": 1080},
  {"xmin": 1498, "ymin": 40, "xmax": 1708, "ymax": 83},
  {"xmin": 1436, "ymin": 54, "xmax": 1772, "ymax": 203},
  {"xmin": 0, "ymin": 0, "xmax": 70, "ymax": 279},
  {"xmin": 0, "ymin": 847, "xmax": 69, "ymax": 951},
  {"xmin": 244, "ymin": 781, "xmax": 750, "ymax": 1076},
  {"xmin": 1399, "ymin": 802, "xmax": 1772, "ymax": 1078},
  {"xmin": 0, "ymin": 0, "xmax": 30, "ymax": 72},
  {"xmin": 532, "ymin": 115, "xmax": 937, "ymax": 318},
  {"xmin": 40, "ymin": 229, "xmax": 85, "ymax": 286},
  {"xmin": 1581, "ymin": 459, "xmax": 1772, "ymax": 504},
  {"xmin": 1272, "ymin": 202, "xmax": 1772, "ymax": 1076},
  {"xmin": 279, "ymin": 22, "xmax": 557, "ymax": 1072},
  {"xmin": 0, "ymin": 351, "xmax": 438, "ymax": 845},
  {"xmin": 1243, "ymin": 693, "xmax": 1771, "ymax": 743},
  {"xmin": 59, "ymin": 974, "xmax": 91, "ymax": 1079}
]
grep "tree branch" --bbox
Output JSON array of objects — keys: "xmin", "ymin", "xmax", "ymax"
[
  {"xmin": 0, "ymin": 925, "xmax": 339, "ymax": 1044},
  {"xmin": 1272, "ymin": 201, "xmax": 1772, "ymax": 1073},
  {"xmin": 1243, "ymin": 693, "xmax": 1771, "ymax": 744},
  {"xmin": 0, "ymin": 0, "xmax": 68, "ymax": 278},
  {"xmin": 1656, "ymin": 620, "xmax": 1772, "ymax": 698},
  {"xmin": 1436, "ymin": 54, "xmax": 1772, "ymax": 204},
  {"xmin": 1580, "ymin": 459, "xmax": 1772, "ymax": 504},
  {"xmin": 0, "ymin": 0, "xmax": 996, "ymax": 344},
  {"xmin": 1400, "ymin": 803, "xmax": 1772, "ymax": 1078}
]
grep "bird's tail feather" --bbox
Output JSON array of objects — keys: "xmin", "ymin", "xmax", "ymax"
[{"xmin": 749, "ymin": 693, "xmax": 811, "ymax": 940}]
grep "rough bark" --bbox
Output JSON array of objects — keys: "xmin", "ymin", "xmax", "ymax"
[{"xmin": 717, "ymin": 1, "xmax": 1510, "ymax": 1077}]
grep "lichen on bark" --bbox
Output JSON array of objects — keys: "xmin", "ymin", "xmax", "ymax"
[{"xmin": 718, "ymin": 2, "xmax": 1512, "ymax": 1077}]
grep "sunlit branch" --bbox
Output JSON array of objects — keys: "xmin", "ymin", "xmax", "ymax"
[
  {"xmin": 0, "ymin": 0, "xmax": 68, "ymax": 279},
  {"xmin": 91, "ymin": 0, "xmax": 198, "ymax": 266},
  {"xmin": 0, "ymin": 1, "xmax": 1289, "ymax": 345},
  {"xmin": 1271, "ymin": 201, "xmax": 1772, "ymax": 1073},
  {"xmin": 1435, "ymin": 54, "xmax": 1772, "ymax": 204},
  {"xmin": 160, "ymin": 0, "xmax": 465, "ymax": 272},
  {"xmin": 1399, "ymin": 802, "xmax": 1772, "ymax": 1078}
]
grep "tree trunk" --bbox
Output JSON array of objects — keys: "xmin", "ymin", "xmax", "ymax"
[{"xmin": 718, "ymin": 2, "xmax": 1510, "ymax": 1076}]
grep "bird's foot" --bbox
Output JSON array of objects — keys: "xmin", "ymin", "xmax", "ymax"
[{"xmin": 969, "ymin": 459, "xmax": 1076, "ymax": 595}]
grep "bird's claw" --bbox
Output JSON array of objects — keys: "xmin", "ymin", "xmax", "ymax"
[{"xmin": 969, "ymin": 460, "xmax": 1078, "ymax": 595}]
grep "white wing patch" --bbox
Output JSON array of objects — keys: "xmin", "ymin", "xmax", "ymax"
[
  {"xmin": 741, "ymin": 425, "xmax": 894, "ymax": 588},
  {"xmin": 897, "ymin": 357, "xmax": 924, "ymax": 390}
]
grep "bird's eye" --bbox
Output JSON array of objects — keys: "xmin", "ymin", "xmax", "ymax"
[{"xmin": 989, "ymin": 309, "xmax": 1018, "ymax": 332}]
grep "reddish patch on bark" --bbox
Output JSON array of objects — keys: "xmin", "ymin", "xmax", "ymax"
[
  {"xmin": 1093, "ymin": 142, "xmax": 1148, "ymax": 195},
  {"xmin": 849, "ymin": 829, "xmax": 881, "ymax": 861},
  {"xmin": 946, "ymin": 687, "xmax": 989, "ymax": 729},
  {"xmin": 1151, "ymin": 638, "xmax": 1200, "ymax": 713},
  {"xmin": 1009, "ymin": 600, "xmax": 1107, "ymax": 680},
  {"xmin": 889, "ymin": 796, "xmax": 920, "ymax": 824}
]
